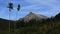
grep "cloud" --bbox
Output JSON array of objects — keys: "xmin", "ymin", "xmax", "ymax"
[
  {"xmin": 22, "ymin": 0, "xmax": 60, "ymax": 16},
  {"xmin": 0, "ymin": 0, "xmax": 60, "ymax": 20}
]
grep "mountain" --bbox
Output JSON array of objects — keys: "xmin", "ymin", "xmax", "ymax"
[
  {"xmin": 16, "ymin": 12, "xmax": 60, "ymax": 34},
  {"xmin": 22, "ymin": 12, "xmax": 48, "ymax": 22},
  {"xmin": 53, "ymin": 13, "xmax": 60, "ymax": 21}
]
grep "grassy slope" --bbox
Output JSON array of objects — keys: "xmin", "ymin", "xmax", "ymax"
[{"xmin": 14, "ymin": 21, "xmax": 60, "ymax": 34}]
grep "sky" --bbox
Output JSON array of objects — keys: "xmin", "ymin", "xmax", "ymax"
[{"xmin": 0, "ymin": 0, "xmax": 60, "ymax": 20}]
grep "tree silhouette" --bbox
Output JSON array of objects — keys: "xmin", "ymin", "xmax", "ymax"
[
  {"xmin": 7, "ymin": 2, "xmax": 21, "ymax": 33},
  {"xmin": 14, "ymin": 4, "xmax": 21, "ymax": 29},
  {"xmin": 8, "ymin": 2, "xmax": 13, "ymax": 33},
  {"xmin": 15, "ymin": 4, "xmax": 21, "ymax": 28}
]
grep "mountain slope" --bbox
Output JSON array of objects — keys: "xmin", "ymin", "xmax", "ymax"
[
  {"xmin": 23, "ymin": 12, "xmax": 48, "ymax": 22},
  {"xmin": 53, "ymin": 13, "xmax": 60, "ymax": 21}
]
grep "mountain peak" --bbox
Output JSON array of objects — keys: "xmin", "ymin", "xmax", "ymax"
[
  {"xmin": 29, "ymin": 12, "xmax": 34, "ymax": 15},
  {"xmin": 22, "ymin": 12, "xmax": 48, "ymax": 22},
  {"xmin": 30, "ymin": 12, "xmax": 33, "ymax": 14}
]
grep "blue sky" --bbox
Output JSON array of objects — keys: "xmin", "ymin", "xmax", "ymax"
[{"xmin": 0, "ymin": 0, "xmax": 60, "ymax": 20}]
